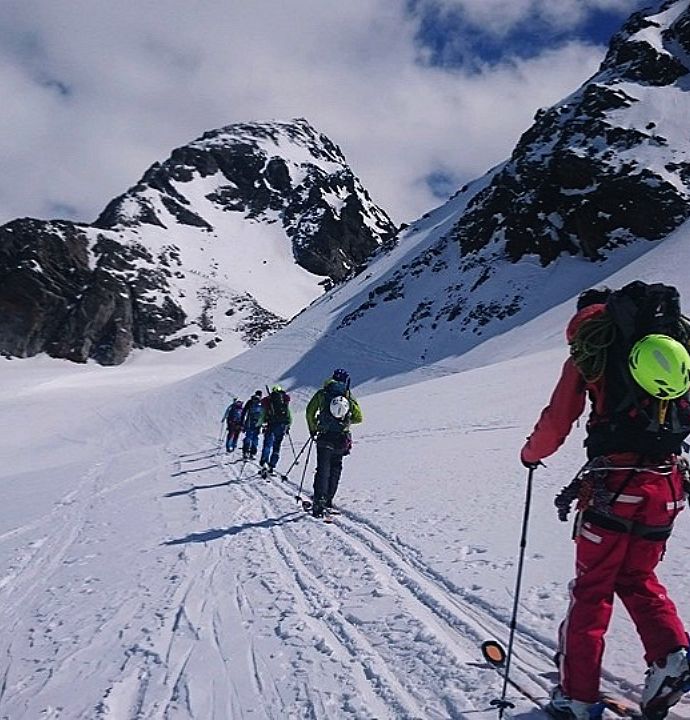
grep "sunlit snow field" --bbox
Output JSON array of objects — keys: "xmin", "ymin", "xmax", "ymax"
[{"xmin": 4, "ymin": 222, "xmax": 690, "ymax": 718}]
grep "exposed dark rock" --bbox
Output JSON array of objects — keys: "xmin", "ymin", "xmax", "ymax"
[
  {"xmin": 601, "ymin": 1, "xmax": 690, "ymax": 85},
  {"xmin": 159, "ymin": 196, "xmax": 213, "ymax": 230},
  {"xmin": 95, "ymin": 193, "xmax": 166, "ymax": 229},
  {"xmin": 450, "ymin": 1, "xmax": 690, "ymax": 268},
  {"xmin": 0, "ymin": 220, "xmax": 189, "ymax": 365},
  {"xmin": 265, "ymin": 157, "xmax": 292, "ymax": 193}
]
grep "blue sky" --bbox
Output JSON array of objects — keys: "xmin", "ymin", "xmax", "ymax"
[
  {"xmin": 0, "ymin": 0, "xmax": 652, "ymax": 225},
  {"xmin": 411, "ymin": 2, "xmax": 636, "ymax": 68}
]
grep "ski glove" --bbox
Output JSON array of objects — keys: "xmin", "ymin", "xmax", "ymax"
[{"xmin": 521, "ymin": 456, "xmax": 545, "ymax": 470}]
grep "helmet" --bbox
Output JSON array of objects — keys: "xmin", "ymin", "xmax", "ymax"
[
  {"xmin": 628, "ymin": 334, "xmax": 690, "ymax": 399},
  {"xmin": 271, "ymin": 384, "xmax": 283, "ymax": 393},
  {"xmin": 332, "ymin": 368, "xmax": 349, "ymax": 383},
  {"xmin": 329, "ymin": 395, "xmax": 350, "ymax": 419},
  {"xmin": 254, "ymin": 390, "xmax": 262, "ymax": 397}
]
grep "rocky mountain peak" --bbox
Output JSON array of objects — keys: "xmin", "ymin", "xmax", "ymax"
[
  {"xmin": 0, "ymin": 119, "xmax": 396, "ymax": 365},
  {"xmin": 452, "ymin": 0, "xmax": 690, "ymax": 269},
  {"xmin": 94, "ymin": 118, "xmax": 395, "ymax": 281},
  {"xmin": 600, "ymin": 0, "xmax": 690, "ymax": 85}
]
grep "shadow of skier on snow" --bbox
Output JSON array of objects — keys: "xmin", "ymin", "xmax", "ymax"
[
  {"xmin": 162, "ymin": 510, "xmax": 304, "ymax": 545},
  {"xmin": 170, "ymin": 464, "xmax": 219, "ymax": 477},
  {"xmin": 164, "ymin": 478, "xmax": 240, "ymax": 497},
  {"xmin": 164, "ymin": 470, "xmax": 277, "ymax": 497}
]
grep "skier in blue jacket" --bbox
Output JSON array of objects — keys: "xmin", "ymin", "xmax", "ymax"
[
  {"xmin": 241, "ymin": 390, "xmax": 264, "ymax": 459},
  {"xmin": 259, "ymin": 385, "xmax": 292, "ymax": 474}
]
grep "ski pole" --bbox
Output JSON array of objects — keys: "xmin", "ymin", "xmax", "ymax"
[
  {"xmin": 282, "ymin": 436, "xmax": 311, "ymax": 479},
  {"xmin": 296, "ymin": 437, "xmax": 315, "ymax": 503},
  {"xmin": 491, "ymin": 465, "xmax": 535, "ymax": 718},
  {"xmin": 287, "ymin": 431, "xmax": 299, "ymax": 464}
]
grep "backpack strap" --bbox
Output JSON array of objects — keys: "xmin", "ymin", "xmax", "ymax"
[
  {"xmin": 581, "ymin": 508, "xmax": 673, "ymax": 541},
  {"xmin": 607, "ymin": 458, "xmax": 641, "ymax": 506}
]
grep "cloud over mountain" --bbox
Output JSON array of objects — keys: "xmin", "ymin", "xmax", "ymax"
[{"xmin": 0, "ymin": 1, "xmax": 631, "ymax": 226}]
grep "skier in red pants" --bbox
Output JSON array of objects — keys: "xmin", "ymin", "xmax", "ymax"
[{"xmin": 521, "ymin": 283, "xmax": 690, "ymax": 720}]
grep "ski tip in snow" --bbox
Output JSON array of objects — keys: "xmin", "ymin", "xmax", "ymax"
[{"xmin": 599, "ymin": 694, "xmax": 643, "ymax": 719}]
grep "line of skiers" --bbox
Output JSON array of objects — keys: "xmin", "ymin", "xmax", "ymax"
[
  {"xmin": 221, "ymin": 385, "xmax": 293, "ymax": 472},
  {"xmin": 221, "ymin": 369, "xmax": 362, "ymax": 516}
]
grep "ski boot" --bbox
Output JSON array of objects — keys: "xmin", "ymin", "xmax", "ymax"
[
  {"xmin": 547, "ymin": 687, "xmax": 603, "ymax": 720},
  {"xmin": 325, "ymin": 498, "xmax": 340, "ymax": 515},
  {"xmin": 312, "ymin": 497, "xmax": 326, "ymax": 518},
  {"xmin": 641, "ymin": 648, "xmax": 690, "ymax": 720}
]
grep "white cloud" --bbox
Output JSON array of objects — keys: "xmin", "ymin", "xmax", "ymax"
[{"xmin": 0, "ymin": 0, "xmax": 620, "ymax": 225}]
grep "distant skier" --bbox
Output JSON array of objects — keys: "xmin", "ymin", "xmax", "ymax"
[
  {"xmin": 259, "ymin": 385, "xmax": 292, "ymax": 473},
  {"xmin": 306, "ymin": 368, "xmax": 362, "ymax": 518},
  {"xmin": 222, "ymin": 398, "xmax": 244, "ymax": 452},
  {"xmin": 241, "ymin": 390, "xmax": 264, "ymax": 460},
  {"xmin": 520, "ymin": 282, "xmax": 690, "ymax": 720}
]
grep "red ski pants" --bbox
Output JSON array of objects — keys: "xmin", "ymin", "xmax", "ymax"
[{"xmin": 558, "ymin": 464, "xmax": 687, "ymax": 703}]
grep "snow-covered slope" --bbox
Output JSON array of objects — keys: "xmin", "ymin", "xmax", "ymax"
[
  {"xmin": 3, "ymin": 213, "xmax": 690, "ymax": 719},
  {"xmin": 0, "ymin": 119, "xmax": 396, "ymax": 365}
]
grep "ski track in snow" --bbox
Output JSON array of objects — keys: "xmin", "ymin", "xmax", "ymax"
[{"xmin": 1, "ymin": 440, "xmax": 687, "ymax": 720}]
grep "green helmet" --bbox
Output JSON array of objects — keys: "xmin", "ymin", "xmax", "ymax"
[
  {"xmin": 628, "ymin": 334, "xmax": 690, "ymax": 399},
  {"xmin": 271, "ymin": 384, "xmax": 283, "ymax": 393}
]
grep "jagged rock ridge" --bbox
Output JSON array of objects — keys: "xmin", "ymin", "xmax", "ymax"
[{"xmin": 454, "ymin": 0, "xmax": 690, "ymax": 268}]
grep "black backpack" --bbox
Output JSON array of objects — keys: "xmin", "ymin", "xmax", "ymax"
[
  {"xmin": 267, "ymin": 390, "xmax": 290, "ymax": 424},
  {"xmin": 317, "ymin": 380, "xmax": 351, "ymax": 435},
  {"xmin": 245, "ymin": 397, "xmax": 263, "ymax": 428},
  {"xmin": 583, "ymin": 281, "xmax": 690, "ymax": 459},
  {"xmin": 227, "ymin": 400, "xmax": 243, "ymax": 426}
]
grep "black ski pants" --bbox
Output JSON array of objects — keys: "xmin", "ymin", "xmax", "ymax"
[{"xmin": 313, "ymin": 439, "xmax": 344, "ymax": 507}]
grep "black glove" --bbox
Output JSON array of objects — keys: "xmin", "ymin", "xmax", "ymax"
[{"xmin": 521, "ymin": 457, "xmax": 545, "ymax": 470}]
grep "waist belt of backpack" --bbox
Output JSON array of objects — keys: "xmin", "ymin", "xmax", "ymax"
[{"xmin": 581, "ymin": 508, "xmax": 674, "ymax": 541}]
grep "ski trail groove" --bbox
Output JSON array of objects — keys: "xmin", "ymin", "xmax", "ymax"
[
  {"xmin": 240, "ymin": 468, "xmax": 479, "ymax": 718},
  {"xmin": 262, "ymin": 470, "xmax": 643, "ymax": 708}
]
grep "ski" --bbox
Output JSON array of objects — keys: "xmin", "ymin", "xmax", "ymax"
[
  {"xmin": 599, "ymin": 695, "xmax": 643, "ymax": 719},
  {"xmin": 482, "ymin": 641, "xmax": 643, "ymax": 719}
]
